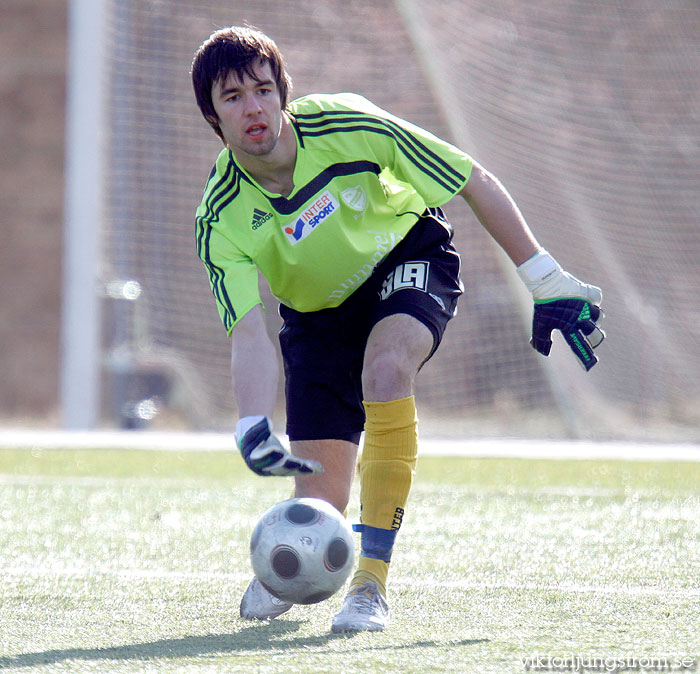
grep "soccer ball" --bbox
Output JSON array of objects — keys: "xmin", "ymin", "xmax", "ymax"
[{"xmin": 250, "ymin": 497, "xmax": 355, "ymax": 605}]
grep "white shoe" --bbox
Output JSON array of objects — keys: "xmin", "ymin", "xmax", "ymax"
[
  {"xmin": 331, "ymin": 582, "xmax": 389, "ymax": 633},
  {"xmin": 239, "ymin": 578, "xmax": 293, "ymax": 620}
]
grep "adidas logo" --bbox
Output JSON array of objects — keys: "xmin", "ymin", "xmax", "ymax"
[{"xmin": 251, "ymin": 208, "xmax": 273, "ymax": 229}]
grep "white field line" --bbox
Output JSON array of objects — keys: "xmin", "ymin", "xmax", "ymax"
[
  {"xmin": 0, "ymin": 473, "xmax": 689, "ymax": 499},
  {"xmin": 0, "ymin": 473, "xmax": 208, "ymax": 489},
  {"xmin": 4, "ymin": 473, "xmax": 700, "ymax": 503},
  {"xmin": 1, "ymin": 428, "xmax": 699, "ymax": 461},
  {"xmin": 397, "ymin": 577, "xmax": 700, "ymax": 598},
  {"xmin": 0, "ymin": 565, "xmax": 246, "ymax": 582},
  {"xmin": 2, "ymin": 564, "xmax": 698, "ymax": 599}
]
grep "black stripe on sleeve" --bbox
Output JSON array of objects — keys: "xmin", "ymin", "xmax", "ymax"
[
  {"xmin": 195, "ymin": 161, "xmax": 243, "ymax": 329},
  {"xmin": 199, "ymin": 225, "xmax": 236, "ymax": 330},
  {"xmin": 197, "ymin": 161, "xmax": 235, "ymax": 245},
  {"xmin": 295, "ymin": 111, "xmax": 467, "ymax": 192}
]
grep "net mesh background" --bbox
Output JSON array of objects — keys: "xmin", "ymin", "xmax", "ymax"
[{"xmin": 98, "ymin": 0, "xmax": 700, "ymax": 439}]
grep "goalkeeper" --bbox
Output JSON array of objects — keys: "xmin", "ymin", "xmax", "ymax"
[{"xmin": 191, "ymin": 26, "xmax": 604, "ymax": 634}]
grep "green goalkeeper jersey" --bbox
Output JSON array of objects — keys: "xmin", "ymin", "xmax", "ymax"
[{"xmin": 195, "ymin": 93, "xmax": 473, "ymax": 334}]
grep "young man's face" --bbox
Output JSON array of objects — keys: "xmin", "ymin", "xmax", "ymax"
[{"xmin": 211, "ymin": 60, "xmax": 284, "ymax": 158}]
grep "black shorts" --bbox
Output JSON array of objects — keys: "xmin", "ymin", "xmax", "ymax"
[{"xmin": 278, "ymin": 207, "xmax": 463, "ymax": 444}]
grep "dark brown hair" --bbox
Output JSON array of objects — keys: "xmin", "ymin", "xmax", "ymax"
[{"xmin": 191, "ymin": 26, "xmax": 292, "ymax": 141}]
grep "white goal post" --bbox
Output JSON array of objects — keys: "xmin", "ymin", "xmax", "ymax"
[{"xmin": 60, "ymin": 0, "xmax": 106, "ymax": 429}]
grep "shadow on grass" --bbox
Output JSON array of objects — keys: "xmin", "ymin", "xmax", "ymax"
[{"xmin": 0, "ymin": 618, "xmax": 488, "ymax": 669}]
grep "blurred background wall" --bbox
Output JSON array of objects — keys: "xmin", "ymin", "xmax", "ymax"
[{"xmin": 0, "ymin": 0, "xmax": 66, "ymax": 424}]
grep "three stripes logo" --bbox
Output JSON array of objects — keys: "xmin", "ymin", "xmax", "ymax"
[{"xmin": 251, "ymin": 208, "xmax": 273, "ymax": 230}]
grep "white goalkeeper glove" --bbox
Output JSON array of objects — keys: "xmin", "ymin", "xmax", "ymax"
[
  {"xmin": 516, "ymin": 249, "xmax": 605, "ymax": 371},
  {"xmin": 235, "ymin": 415, "xmax": 324, "ymax": 476}
]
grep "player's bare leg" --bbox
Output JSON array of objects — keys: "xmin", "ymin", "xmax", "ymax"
[
  {"xmin": 292, "ymin": 439, "xmax": 359, "ymax": 515},
  {"xmin": 333, "ymin": 313, "xmax": 432, "ymax": 633},
  {"xmin": 362, "ymin": 313, "xmax": 434, "ymax": 402}
]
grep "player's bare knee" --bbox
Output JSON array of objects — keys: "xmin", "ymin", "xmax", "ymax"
[{"xmin": 362, "ymin": 349, "xmax": 414, "ymax": 401}]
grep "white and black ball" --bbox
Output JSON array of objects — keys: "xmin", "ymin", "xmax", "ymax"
[{"xmin": 250, "ymin": 497, "xmax": 354, "ymax": 605}]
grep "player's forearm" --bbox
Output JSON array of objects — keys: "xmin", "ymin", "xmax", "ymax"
[
  {"xmin": 460, "ymin": 162, "xmax": 540, "ymax": 266},
  {"xmin": 231, "ymin": 308, "xmax": 322, "ymax": 477},
  {"xmin": 231, "ymin": 306, "xmax": 279, "ymax": 418}
]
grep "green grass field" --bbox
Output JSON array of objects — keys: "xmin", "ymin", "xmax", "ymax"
[{"xmin": 0, "ymin": 447, "xmax": 698, "ymax": 673}]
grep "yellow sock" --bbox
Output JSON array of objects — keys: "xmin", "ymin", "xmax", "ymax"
[
  {"xmin": 351, "ymin": 396, "xmax": 418, "ymax": 597},
  {"xmin": 352, "ymin": 558, "xmax": 389, "ymax": 598}
]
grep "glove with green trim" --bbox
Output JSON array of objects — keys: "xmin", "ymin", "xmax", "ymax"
[
  {"xmin": 235, "ymin": 416, "xmax": 324, "ymax": 476},
  {"xmin": 517, "ymin": 250, "xmax": 605, "ymax": 371}
]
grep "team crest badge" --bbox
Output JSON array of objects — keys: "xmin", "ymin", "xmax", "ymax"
[{"xmin": 340, "ymin": 185, "xmax": 367, "ymax": 212}]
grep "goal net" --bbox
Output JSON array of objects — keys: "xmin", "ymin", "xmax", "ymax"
[{"xmin": 91, "ymin": 0, "xmax": 700, "ymax": 440}]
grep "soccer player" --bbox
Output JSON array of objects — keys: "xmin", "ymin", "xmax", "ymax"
[{"xmin": 191, "ymin": 26, "xmax": 604, "ymax": 633}]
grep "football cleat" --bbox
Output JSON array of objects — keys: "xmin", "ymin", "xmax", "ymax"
[
  {"xmin": 239, "ymin": 577, "xmax": 293, "ymax": 620},
  {"xmin": 331, "ymin": 581, "xmax": 390, "ymax": 633}
]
